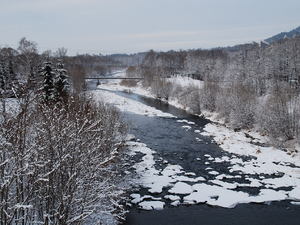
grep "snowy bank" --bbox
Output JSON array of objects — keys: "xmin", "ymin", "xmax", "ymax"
[{"xmin": 89, "ymin": 86, "xmax": 174, "ymax": 118}]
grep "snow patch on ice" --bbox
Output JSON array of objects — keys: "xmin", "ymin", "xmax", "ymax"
[
  {"xmin": 291, "ymin": 201, "xmax": 300, "ymax": 205},
  {"xmin": 184, "ymin": 183, "xmax": 250, "ymax": 208},
  {"xmin": 168, "ymin": 182, "xmax": 194, "ymax": 195},
  {"xmin": 138, "ymin": 201, "xmax": 165, "ymax": 210},
  {"xmin": 177, "ymin": 119, "xmax": 195, "ymax": 125},
  {"xmin": 164, "ymin": 195, "xmax": 181, "ymax": 201},
  {"xmin": 130, "ymin": 194, "xmax": 161, "ymax": 204}
]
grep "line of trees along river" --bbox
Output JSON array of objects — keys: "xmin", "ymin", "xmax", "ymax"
[{"xmin": 126, "ymin": 36, "xmax": 300, "ymax": 150}]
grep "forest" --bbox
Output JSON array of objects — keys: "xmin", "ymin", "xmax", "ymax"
[{"xmin": 128, "ymin": 36, "xmax": 300, "ymax": 150}]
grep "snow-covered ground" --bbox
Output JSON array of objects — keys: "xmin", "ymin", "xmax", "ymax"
[
  {"xmin": 90, "ymin": 85, "xmax": 174, "ymax": 118},
  {"xmin": 166, "ymin": 75, "xmax": 204, "ymax": 89},
  {"xmin": 98, "ymin": 82, "xmax": 153, "ymax": 98},
  {"xmin": 90, "ymin": 71, "xmax": 300, "ymax": 211}
]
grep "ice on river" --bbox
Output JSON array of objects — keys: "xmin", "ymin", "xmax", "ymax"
[
  {"xmin": 138, "ymin": 201, "xmax": 165, "ymax": 210},
  {"xmin": 127, "ymin": 139, "xmax": 300, "ymax": 210},
  {"xmin": 168, "ymin": 182, "xmax": 193, "ymax": 195},
  {"xmin": 126, "ymin": 134, "xmax": 298, "ymax": 210}
]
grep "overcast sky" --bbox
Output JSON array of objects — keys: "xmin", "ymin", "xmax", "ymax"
[{"xmin": 0, "ymin": 0, "xmax": 300, "ymax": 55}]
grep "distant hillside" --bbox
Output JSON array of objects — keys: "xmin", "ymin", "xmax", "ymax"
[
  {"xmin": 108, "ymin": 52, "xmax": 146, "ymax": 67},
  {"xmin": 265, "ymin": 26, "xmax": 300, "ymax": 44}
]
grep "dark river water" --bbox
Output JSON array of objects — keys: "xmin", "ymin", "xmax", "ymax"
[{"xmin": 88, "ymin": 81, "xmax": 300, "ymax": 225}]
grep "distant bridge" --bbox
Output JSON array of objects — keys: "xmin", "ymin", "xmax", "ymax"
[{"xmin": 85, "ymin": 77, "xmax": 144, "ymax": 80}]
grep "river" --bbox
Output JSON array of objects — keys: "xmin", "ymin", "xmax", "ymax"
[{"xmin": 87, "ymin": 78, "xmax": 300, "ymax": 225}]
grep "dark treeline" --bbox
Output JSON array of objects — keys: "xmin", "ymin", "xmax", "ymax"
[
  {"xmin": 131, "ymin": 37, "xmax": 300, "ymax": 149},
  {"xmin": 0, "ymin": 38, "xmax": 127, "ymax": 224}
]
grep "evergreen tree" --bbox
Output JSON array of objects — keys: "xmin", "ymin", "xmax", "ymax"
[
  {"xmin": 8, "ymin": 60, "xmax": 16, "ymax": 83},
  {"xmin": 54, "ymin": 61, "xmax": 69, "ymax": 102},
  {"xmin": 40, "ymin": 62, "xmax": 55, "ymax": 102},
  {"xmin": 0, "ymin": 61, "xmax": 8, "ymax": 117},
  {"xmin": 0, "ymin": 61, "xmax": 8, "ymax": 96}
]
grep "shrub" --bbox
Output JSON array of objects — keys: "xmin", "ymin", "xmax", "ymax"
[{"xmin": 0, "ymin": 96, "xmax": 126, "ymax": 225}]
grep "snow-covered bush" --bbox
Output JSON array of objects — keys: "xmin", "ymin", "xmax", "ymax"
[
  {"xmin": 150, "ymin": 78, "xmax": 172, "ymax": 100},
  {"xmin": 175, "ymin": 84, "xmax": 201, "ymax": 114},
  {"xmin": 215, "ymin": 88, "xmax": 234, "ymax": 122},
  {"xmin": 199, "ymin": 81, "xmax": 219, "ymax": 112},
  {"xmin": 215, "ymin": 83, "xmax": 256, "ymax": 129},
  {"xmin": 255, "ymin": 91, "xmax": 293, "ymax": 141},
  {"xmin": 229, "ymin": 84, "xmax": 256, "ymax": 129},
  {"xmin": 0, "ymin": 96, "xmax": 127, "ymax": 225}
]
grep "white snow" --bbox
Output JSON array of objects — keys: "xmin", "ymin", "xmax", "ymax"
[
  {"xmin": 200, "ymin": 122, "xmax": 300, "ymax": 204},
  {"xmin": 164, "ymin": 195, "xmax": 181, "ymax": 201},
  {"xmin": 130, "ymin": 194, "xmax": 161, "ymax": 204},
  {"xmin": 211, "ymin": 180, "xmax": 238, "ymax": 189},
  {"xmin": 185, "ymin": 172, "xmax": 196, "ymax": 176},
  {"xmin": 166, "ymin": 75, "xmax": 204, "ymax": 89},
  {"xmin": 98, "ymin": 80, "xmax": 153, "ymax": 99},
  {"xmin": 177, "ymin": 119, "xmax": 195, "ymax": 125},
  {"xmin": 184, "ymin": 183, "xmax": 250, "ymax": 208},
  {"xmin": 161, "ymin": 165, "xmax": 183, "ymax": 177},
  {"xmin": 291, "ymin": 201, "xmax": 300, "ymax": 205},
  {"xmin": 289, "ymin": 187, "xmax": 300, "ymax": 200},
  {"xmin": 182, "ymin": 125, "xmax": 192, "ymax": 130},
  {"xmin": 208, "ymin": 171, "xmax": 219, "ymax": 175},
  {"xmin": 201, "ymin": 123, "xmax": 300, "ymax": 166},
  {"xmin": 138, "ymin": 201, "xmax": 165, "ymax": 210},
  {"xmin": 168, "ymin": 182, "xmax": 194, "ymax": 195},
  {"xmin": 171, "ymin": 200, "xmax": 181, "ymax": 206},
  {"xmin": 250, "ymin": 189, "xmax": 287, "ymax": 203},
  {"xmin": 172, "ymin": 175, "xmax": 206, "ymax": 182},
  {"xmin": 90, "ymin": 88, "xmax": 175, "ymax": 118},
  {"xmin": 127, "ymin": 141, "xmax": 174, "ymax": 194}
]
